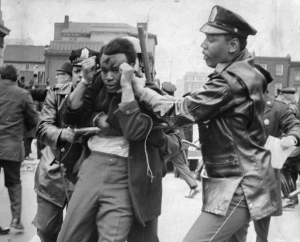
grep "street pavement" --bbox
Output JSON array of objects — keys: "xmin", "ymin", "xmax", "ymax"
[{"xmin": 1, "ymin": 142, "xmax": 300, "ymax": 242}]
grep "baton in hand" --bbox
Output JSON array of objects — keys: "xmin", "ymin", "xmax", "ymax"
[{"xmin": 73, "ymin": 127, "xmax": 101, "ymax": 134}]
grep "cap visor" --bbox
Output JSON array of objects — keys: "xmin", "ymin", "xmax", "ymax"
[{"xmin": 200, "ymin": 23, "xmax": 229, "ymax": 34}]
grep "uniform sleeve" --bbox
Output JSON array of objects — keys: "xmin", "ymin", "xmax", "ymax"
[
  {"xmin": 280, "ymin": 105, "xmax": 300, "ymax": 144},
  {"xmin": 36, "ymin": 89, "xmax": 63, "ymax": 148},
  {"xmin": 138, "ymin": 77, "xmax": 236, "ymax": 128},
  {"xmin": 63, "ymin": 75, "xmax": 100, "ymax": 126},
  {"xmin": 113, "ymin": 100, "xmax": 153, "ymax": 141}
]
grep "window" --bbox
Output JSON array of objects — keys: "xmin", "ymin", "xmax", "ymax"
[
  {"xmin": 260, "ymin": 64, "xmax": 267, "ymax": 70},
  {"xmin": 295, "ymin": 69, "xmax": 300, "ymax": 82},
  {"xmin": 276, "ymin": 64, "xmax": 283, "ymax": 76},
  {"xmin": 25, "ymin": 63, "xmax": 29, "ymax": 70},
  {"xmin": 274, "ymin": 83, "xmax": 282, "ymax": 96}
]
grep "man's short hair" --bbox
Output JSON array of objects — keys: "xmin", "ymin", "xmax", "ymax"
[
  {"xmin": 224, "ymin": 34, "xmax": 247, "ymax": 51},
  {"xmin": 33, "ymin": 73, "xmax": 38, "ymax": 77},
  {"xmin": 102, "ymin": 38, "xmax": 136, "ymax": 65},
  {"xmin": 0, "ymin": 65, "xmax": 18, "ymax": 82}
]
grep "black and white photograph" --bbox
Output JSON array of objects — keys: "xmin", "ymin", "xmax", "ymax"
[{"xmin": 1, "ymin": 0, "xmax": 300, "ymax": 241}]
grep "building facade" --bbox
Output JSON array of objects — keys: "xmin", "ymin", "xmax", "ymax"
[
  {"xmin": 0, "ymin": 0, "xmax": 10, "ymax": 65},
  {"xmin": 46, "ymin": 16, "xmax": 157, "ymax": 85},
  {"xmin": 255, "ymin": 56, "xmax": 291, "ymax": 96},
  {"xmin": 4, "ymin": 45, "xmax": 46, "ymax": 86},
  {"xmin": 289, "ymin": 61, "xmax": 300, "ymax": 93},
  {"xmin": 175, "ymin": 71, "xmax": 209, "ymax": 97}
]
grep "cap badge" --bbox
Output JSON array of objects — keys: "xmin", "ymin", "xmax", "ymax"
[
  {"xmin": 208, "ymin": 6, "xmax": 218, "ymax": 22},
  {"xmin": 234, "ymin": 28, "xmax": 238, "ymax": 33},
  {"xmin": 81, "ymin": 48, "xmax": 89, "ymax": 59},
  {"xmin": 264, "ymin": 119, "xmax": 270, "ymax": 126}
]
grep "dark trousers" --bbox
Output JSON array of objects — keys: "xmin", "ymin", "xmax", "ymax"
[
  {"xmin": 127, "ymin": 218, "xmax": 159, "ymax": 242},
  {"xmin": 57, "ymin": 152, "xmax": 133, "ymax": 242},
  {"xmin": 36, "ymin": 140, "xmax": 45, "ymax": 159},
  {"xmin": 0, "ymin": 160, "xmax": 22, "ymax": 219},
  {"xmin": 34, "ymin": 196, "xmax": 64, "ymax": 242},
  {"xmin": 281, "ymin": 160, "xmax": 298, "ymax": 204},
  {"xmin": 183, "ymin": 193, "xmax": 250, "ymax": 242},
  {"xmin": 24, "ymin": 137, "xmax": 34, "ymax": 157},
  {"xmin": 253, "ymin": 216, "xmax": 271, "ymax": 242}
]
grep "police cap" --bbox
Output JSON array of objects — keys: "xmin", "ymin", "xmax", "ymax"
[
  {"xmin": 162, "ymin": 82, "xmax": 177, "ymax": 95},
  {"xmin": 200, "ymin": 5, "xmax": 257, "ymax": 38},
  {"xmin": 69, "ymin": 47, "xmax": 99, "ymax": 66},
  {"xmin": 56, "ymin": 62, "xmax": 72, "ymax": 76},
  {"xmin": 280, "ymin": 87, "xmax": 296, "ymax": 94}
]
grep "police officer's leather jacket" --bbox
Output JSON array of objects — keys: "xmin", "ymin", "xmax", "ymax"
[
  {"xmin": 35, "ymin": 82, "xmax": 74, "ymax": 207},
  {"xmin": 137, "ymin": 49, "xmax": 279, "ymax": 220}
]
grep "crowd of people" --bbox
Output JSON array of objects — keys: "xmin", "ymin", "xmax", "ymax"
[{"xmin": 1, "ymin": 4, "xmax": 300, "ymax": 242}]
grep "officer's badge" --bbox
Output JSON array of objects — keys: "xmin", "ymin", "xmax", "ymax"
[
  {"xmin": 209, "ymin": 6, "xmax": 218, "ymax": 22},
  {"xmin": 264, "ymin": 119, "xmax": 270, "ymax": 126},
  {"xmin": 81, "ymin": 48, "xmax": 89, "ymax": 59}
]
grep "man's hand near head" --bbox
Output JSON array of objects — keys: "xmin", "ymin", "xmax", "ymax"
[
  {"xmin": 132, "ymin": 75, "xmax": 146, "ymax": 98},
  {"xmin": 120, "ymin": 63, "xmax": 135, "ymax": 103},
  {"xmin": 82, "ymin": 56, "xmax": 97, "ymax": 83}
]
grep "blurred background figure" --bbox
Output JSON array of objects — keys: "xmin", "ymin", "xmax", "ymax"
[
  {"xmin": 161, "ymin": 81, "xmax": 200, "ymax": 198},
  {"xmin": 0, "ymin": 64, "xmax": 38, "ymax": 233},
  {"xmin": 17, "ymin": 76, "xmax": 25, "ymax": 88},
  {"xmin": 55, "ymin": 62, "xmax": 72, "ymax": 85},
  {"xmin": 27, "ymin": 73, "xmax": 38, "ymax": 90}
]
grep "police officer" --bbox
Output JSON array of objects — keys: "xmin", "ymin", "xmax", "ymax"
[
  {"xmin": 131, "ymin": 5, "xmax": 279, "ymax": 242},
  {"xmin": 55, "ymin": 62, "xmax": 73, "ymax": 84},
  {"xmin": 250, "ymin": 65, "xmax": 300, "ymax": 242},
  {"xmin": 34, "ymin": 47, "xmax": 99, "ymax": 242}
]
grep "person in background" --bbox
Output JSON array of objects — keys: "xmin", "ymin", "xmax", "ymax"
[
  {"xmin": 131, "ymin": 5, "xmax": 279, "ymax": 241},
  {"xmin": 27, "ymin": 73, "xmax": 38, "ymax": 89},
  {"xmin": 0, "ymin": 64, "xmax": 38, "ymax": 233},
  {"xmin": 247, "ymin": 65, "xmax": 300, "ymax": 242},
  {"xmin": 161, "ymin": 81, "xmax": 200, "ymax": 198},
  {"xmin": 276, "ymin": 87, "xmax": 300, "ymax": 206},
  {"xmin": 17, "ymin": 76, "xmax": 25, "ymax": 88},
  {"xmin": 55, "ymin": 62, "xmax": 72, "ymax": 85}
]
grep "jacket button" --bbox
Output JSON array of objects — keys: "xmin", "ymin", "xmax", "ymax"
[
  {"xmin": 249, "ymin": 203, "xmax": 253, "ymax": 208},
  {"xmin": 267, "ymin": 101, "xmax": 271, "ymax": 105},
  {"xmin": 61, "ymin": 148, "xmax": 65, "ymax": 152},
  {"xmin": 264, "ymin": 119, "xmax": 270, "ymax": 126},
  {"xmin": 126, "ymin": 110, "xmax": 130, "ymax": 114}
]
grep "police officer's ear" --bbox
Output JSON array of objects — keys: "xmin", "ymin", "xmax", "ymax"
[{"xmin": 228, "ymin": 38, "xmax": 240, "ymax": 54}]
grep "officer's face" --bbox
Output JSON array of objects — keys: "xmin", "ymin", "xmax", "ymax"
[
  {"xmin": 71, "ymin": 66, "xmax": 83, "ymax": 88},
  {"xmin": 201, "ymin": 34, "xmax": 232, "ymax": 68},
  {"xmin": 100, "ymin": 53, "xmax": 128, "ymax": 93}
]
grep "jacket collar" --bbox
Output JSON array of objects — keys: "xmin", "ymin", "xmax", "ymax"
[
  {"xmin": 0, "ymin": 79, "xmax": 17, "ymax": 86},
  {"xmin": 52, "ymin": 82, "xmax": 73, "ymax": 95},
  {"xmin": 214, "ymin": 48, "xmax": 251, "ymax": 75}
]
